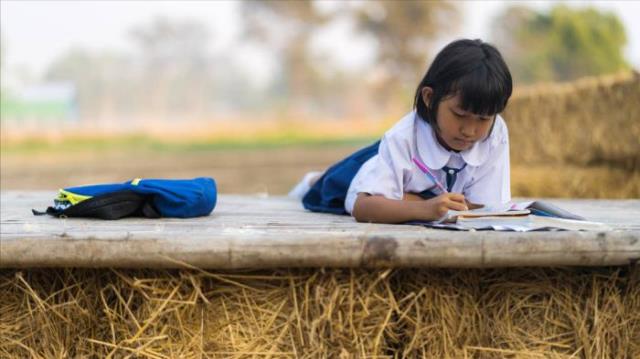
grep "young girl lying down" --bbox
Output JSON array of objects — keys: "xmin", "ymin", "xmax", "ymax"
[{"xmin": 290, "ymin": 39, "xmax": 513, "ymax": 224}]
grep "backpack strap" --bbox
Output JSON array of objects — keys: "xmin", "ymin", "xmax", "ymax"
[
  {"xmin": 32, "ymin": 190, "xmax": 149, "ymax": 220},
  {"xmin": 62, "ymin": 190, "xmax": 147, "ymax": 219}
]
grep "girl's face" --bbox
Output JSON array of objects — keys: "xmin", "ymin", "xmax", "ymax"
[{"xmin": 422, "ymin": 87, "xmax": 495, "ymax": 151}]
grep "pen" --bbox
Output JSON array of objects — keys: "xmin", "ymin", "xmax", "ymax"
[{"xmin": 412, "ymin": 157, "xmax": 448, "ymax": 194}]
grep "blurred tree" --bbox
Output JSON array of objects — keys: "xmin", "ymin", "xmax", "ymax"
[
  {"xmin": 45, "ymin": 48, "xmax": 132, "ymax": 120},
  {"xmin": 352, "ymin": 1, "xmax": 459, "ymax": 84},
  {"xmin": 348, "ymin": 0, "xmax": 460, "ymax": 111},
  {"xmin": 241, "ymin": 0, "xmax": 328, "ymax": 114},
  {"xmin": 129, "ymin": 16, "xmax": 210, "ymax": 70},
  {"xmin": 0, "ymin": 27, "xmax": 5, "ymax": 74},
  {"xmin": 0, "ymin": 27, "xmax": 10, "ymax": 113},
  {"xmin": 128, "ymin": 17, "xmax": 213, "ymax": 118},
  {"xmin": 46, "ymin": 17, "xmax": 217, "ymax": 120},
  {"xmin": 241, "ymin": 0, "xmax": 460, "ymax": 115},
  {"xmin": 0, "ymin": 27, "xmax": 6, "ymax": 96},
  {"xmin": 491, "ymin": 5, "xmax": 629, "ymax": 83},
  {"xmin": 45, "ymin": 17, "xmax": 261, "ymax": 121}
]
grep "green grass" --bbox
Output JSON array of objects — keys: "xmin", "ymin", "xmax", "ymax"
[{"xmin": 0, "ymin": 134, "xmax": 379, "ymax": 154}]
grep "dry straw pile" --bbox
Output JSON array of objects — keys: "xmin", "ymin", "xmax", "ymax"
[
  {"xmin": 504, "ymin": 71, "xmax": 640, "ymax": 198},
  {"xmin": 1, "ymin": 266, "xmax": 638, "ymax": 357},
  {"xmin": 505, "ymin": 71, "xmax": 640, "ymax": 171}
]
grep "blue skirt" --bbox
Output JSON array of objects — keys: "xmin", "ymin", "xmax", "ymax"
[
  {"xmin": 302, "ymin": 141, "xmax": 436, "ymax": 214},
  {"xmin": 302, "ymin": 141, "xmax": 380, "ymax": 214}
]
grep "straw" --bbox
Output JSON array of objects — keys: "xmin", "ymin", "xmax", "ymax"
[{"xmin": 1, "ymin": 266, "xmax": 638, "ymax": 357}]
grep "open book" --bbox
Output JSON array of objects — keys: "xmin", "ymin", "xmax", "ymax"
[
  {"xmin": 423, "ymin": 200, "xmax": 609, "ymax": 232},
  {"xmin": 442, "ymin": 200, "xmax": 585, "ymax": 223}
]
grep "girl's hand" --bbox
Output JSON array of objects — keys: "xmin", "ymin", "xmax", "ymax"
[
  {"xmin": 422, "ymin": 193, "xmax": 468, "ymax": 219},
  {"xmin": 404, "ymin": 192, "xmax": 484, "ymax": 210}
]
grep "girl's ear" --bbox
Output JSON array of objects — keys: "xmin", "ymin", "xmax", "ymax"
[{"xmin": 421, "ymin": 87, "xmax": 433, "ymax": 107}]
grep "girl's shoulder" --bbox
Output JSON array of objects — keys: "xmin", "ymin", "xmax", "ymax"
[
  {"xmin": 490, "ymin": 114, "xmax": 509, "ymax": 146},
  {"xmin": 382, "ymin": 111, "xmax": 418, "ymax": 140},
  {"xmin": 377, "ymin": 112, "xmax": 420, "ymax": 154}
]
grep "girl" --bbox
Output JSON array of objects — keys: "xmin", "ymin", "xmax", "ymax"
[{"xmin": 290, "ymin": 39, "xmax": 513, "ymax": 224}]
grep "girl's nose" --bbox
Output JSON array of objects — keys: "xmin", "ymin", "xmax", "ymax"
[{"xmin": 460, "ymin": 123, "xmax": 477, "ymax": 138}]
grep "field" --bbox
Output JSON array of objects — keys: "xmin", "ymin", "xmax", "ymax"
[
  {"xmin": 2, "ymin": 72, "xmax": 638, "ymax": 197},
  {"xmin": 1, "ymin": 143, "xmax": 638, "ymax": 198}
]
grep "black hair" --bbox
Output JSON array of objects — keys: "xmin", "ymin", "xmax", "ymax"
[{"xmin": 413, "ymin": 39, "xmax": 512, "ymax": 128}]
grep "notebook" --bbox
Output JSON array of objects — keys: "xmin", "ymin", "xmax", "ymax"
[
  {"xmin": 421, "ymin": 200, "xmax": 608, "ymax": 232},
  {"xmin": 441, "ymin": 200, "xmax": 585, "ymax": 223}
]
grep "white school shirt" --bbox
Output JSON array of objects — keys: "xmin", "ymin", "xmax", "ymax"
[{"xmin": 344, "ymin": 111, "xmax": 511, "ymax": 214}]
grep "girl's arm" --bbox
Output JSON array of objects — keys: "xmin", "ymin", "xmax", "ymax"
[
  {"xmin": 352, "ymin": 192, "xmax": 468, "ymax": 224},
  {"xmin": 402, "ymin": 192, "xmax": 425, "ymax": 201}
]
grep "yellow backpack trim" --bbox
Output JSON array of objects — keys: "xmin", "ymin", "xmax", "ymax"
[{"xmin": 57, "ymin": 189, "xmax": 93, "ymax": 205}]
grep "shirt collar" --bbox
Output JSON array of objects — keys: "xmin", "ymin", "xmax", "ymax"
[{"xmin": 414, "ymin": 113, "xmax": 492, "ymax": 169}]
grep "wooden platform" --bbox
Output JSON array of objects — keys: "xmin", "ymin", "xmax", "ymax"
[{"xmin": 1, "ymin": 192, "xmax": 639, "ymax": 268}]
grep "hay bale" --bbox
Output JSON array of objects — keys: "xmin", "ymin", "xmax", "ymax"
[
  {"xmin": 511, "ymin": 164, "xmax": 640, "ymax": 198},
  {"xmin": 1, "ymin": 267, "xmax": 638, "ymax": 357},
  {"xmin": 505, "ymin": 71, "xmax": 640, "ymax": 171}
]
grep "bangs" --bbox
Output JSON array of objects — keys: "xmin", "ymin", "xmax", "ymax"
[
  {"xmin": 449, "ymin": 64, "xmax": 511, "ymax": 116},
  {"xmin": 413, "ymin": 39, "xmax": 513, "ymax": 126}
]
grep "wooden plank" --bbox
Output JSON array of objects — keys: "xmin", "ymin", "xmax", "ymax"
[{"xmin": 1, "ymin": 192, "xmax": 639, "ymax": 268}]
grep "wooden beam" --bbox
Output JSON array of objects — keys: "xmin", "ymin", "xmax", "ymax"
[{"xmin": 1, "ymin": 192, "xmax": 639, "ymax": 268}]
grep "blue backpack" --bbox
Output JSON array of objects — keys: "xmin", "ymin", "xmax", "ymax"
[{"xmin": 33, "ymin": 177, "xmax": 217, "ymax": 219}]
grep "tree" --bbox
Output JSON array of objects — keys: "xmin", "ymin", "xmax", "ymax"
[
  {"xmin": 44, "ymin": 17, "xmax": 261, "ymax": 120},
  {"xmin": 128, "ymin": 17, "xmax": 214, "ymax": 118},
  {"xmin": 240, "ymin": 0, "xmax": 460, "ymax": 115},
  {"xmin": 0, "ymin": 27, "xmax": 5, "ymax": 75},
  {"xmin": 45, "ymin": 48, "xmax": 132, "ymax": 119},
  {"xmin": 241, "ymin": 0, "xmax": 328, "ymax": 113},
  {"xmin": 45, "ymin": 17, "xmax": 216, "ymax": 119},
  {"xmin": 491, "ymin": 5, "xmax": 629, "ymax": 83},
  {"xmin": 347, "ymin": 1, "xmax": 460, "ymax": 111},
  {"xmin": 352, "ymin": 1, "xmax": 459, "ymax": 84}
]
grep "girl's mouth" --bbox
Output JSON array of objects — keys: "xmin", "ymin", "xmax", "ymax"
[{"xmin": 454, "ymin": 138, "xmax": 474, "ymax": 146}]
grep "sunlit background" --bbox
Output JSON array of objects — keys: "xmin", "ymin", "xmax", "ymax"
[{"xmin": 1, "ymin": 0, "xmax": 638, "ymax": 198}]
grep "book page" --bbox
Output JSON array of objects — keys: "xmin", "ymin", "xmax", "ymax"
[{"xmin": 455, "ymin": 216, "xmax": 610, "ymax": 231}]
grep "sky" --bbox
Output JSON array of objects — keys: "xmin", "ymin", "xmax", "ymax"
[{"xmin": 1, "ymin": 0, "xmax": 639, "ymax": 86}]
